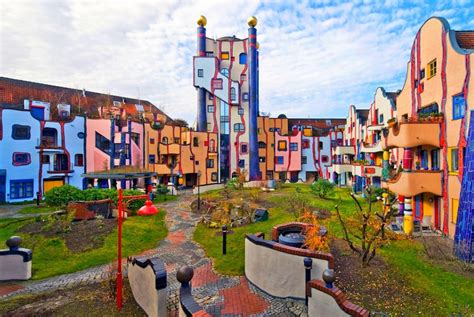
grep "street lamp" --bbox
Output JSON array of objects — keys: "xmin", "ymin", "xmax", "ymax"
[
  {"xmin": 197, "ymin": 171, "xmax": 201, "ymax": 211},
  {"xmin": 116, "ymin": 187, "xmax": 157, "ymax": 310}
]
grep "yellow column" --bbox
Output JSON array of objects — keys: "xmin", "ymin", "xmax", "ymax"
[{"xmin": 403, "ymin": 197, "xmax": 413, "ymax": 235}]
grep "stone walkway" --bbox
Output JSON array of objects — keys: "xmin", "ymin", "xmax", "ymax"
[{"xmin": 0, "ymin": 193, "xmax": 307, "ymax": 316}]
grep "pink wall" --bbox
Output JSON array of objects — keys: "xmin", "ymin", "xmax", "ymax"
[{"xmin": 274, "ymin": 131, "xmax": 302, "ymax": 172}]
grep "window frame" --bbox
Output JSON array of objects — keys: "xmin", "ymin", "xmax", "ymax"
[
  {"xmin": 452, "ymin": 93, "xmax": 466, "ymax": 120},
  {"xmin": 278, "ymin": 140, "xmax": 287, "ymax": 151},
  {"xmin": 197, "ymin": 69, "xmax": 204, "ymax": 77},
  {"xmin": 276, "ymin": 156, "xmax": 284, "ymax": 165},
  {"xmin": 427, "ymin": 59, "xmax": 437, "ymax": 79},
  {"xmin": 148, "ymin": 154, "xmax": 156, "ymax": 164},
  {"xmin": 240, "ymin": 143, "xmax": 248, "ymax": 154},
  {"xmin": 221, "ymin": 52, "xmax": 230, "ymax": 60},
  {"xmin": 74, "ymin": 153, "xmax": 84, "ymax": 167},
  {"xmin": 12, "ymin": 152, "xmax": 31, "ymax": 166},
  {"xmin": 206, "ymin": 158, "xmax": 214, "ymax": 168},
  {"xmin": 10, "ymin": 179, "xmax": 34, "ymax": 199},
  {"xmin": 290, "ymin": 142, "xmax": 298, "ymax": 151},
  {"xmin": 207, "ymin": 105, "xmax": 215, "ymax": 113},
  {"xmin": 12, "ymin": 124, "xmax": 31, "ymax": 140}
]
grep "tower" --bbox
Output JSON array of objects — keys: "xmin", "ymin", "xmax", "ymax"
[
  {"xmin": 196, "ymin": 15, "xmax": 207, "ymax": 132},
  {"xmin": 248, "ymin": 16, "xmax": 260, "ymax": 180}
]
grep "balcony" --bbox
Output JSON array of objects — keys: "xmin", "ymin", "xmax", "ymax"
[
  {"xmin": 159, "ymin": 143, "xmax": 180, "ymax": 155},
  {"xmin": 332, "ymin": 163, "xmax": 352, "ymax": 174},
  {"xmin": 383, "ymin": 170, "xmax": 442, "ymax": 197},
  {"xmin": 360, "ymin": 140, "xmax": 383, "ymax": 153},
  {"xmin": 352, "ymin": 164, "xmax": 382, "ymax": 177},
  {"xmin": 334, "ymin": 146, "xmax": 355, "ymax": 155},
  {"xmin": 385, "ymin": 122, "xmax": 440, "ymax": 149}
]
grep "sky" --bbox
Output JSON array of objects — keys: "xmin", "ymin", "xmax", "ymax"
[{"xmin": 1, "ymin": 0, "xmax": 473, "ymax": 125}]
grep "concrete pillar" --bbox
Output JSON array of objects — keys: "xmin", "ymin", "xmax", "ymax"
[{"xmin": 403, "ymin": 197, "xmax": 413, "ymax": 234}]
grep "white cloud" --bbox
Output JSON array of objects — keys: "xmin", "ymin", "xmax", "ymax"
[{"xmin": 1, "ymin": 0, "xmax": 473, "ymax": 123}]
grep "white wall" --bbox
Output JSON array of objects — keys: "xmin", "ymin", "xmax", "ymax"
[{"xmin": 308, "ymin": 287, "xmax": 351, "ymax": 317}]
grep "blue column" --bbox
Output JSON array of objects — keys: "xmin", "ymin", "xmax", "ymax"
[
  {"xmin": 110, "ymin": 117, "xmax": 115, "ymax": 169},
  {"xmin": 197, "ymin": 24, "xmax": 207, "ymax": 132},
  {"xmin": 248, "ymin": 21, "xmax": 259, "ymax": 180}
]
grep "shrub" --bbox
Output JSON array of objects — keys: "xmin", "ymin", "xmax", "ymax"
[
  {"xmin": 310, "ymin": 179, "xmax": 335, "ymax": 199},
  {"xmin": 44, "ymin": 185, "xmax": 84, "ymax": 207}
]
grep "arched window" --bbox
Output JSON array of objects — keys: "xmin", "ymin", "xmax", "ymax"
[
  {"xmin": 221, "ymin": 68, "xmax": 229, "ymax": 77},
  {"xmin": 162, "ymin": 137, "xmax": 168, "ymax": 144},
  {"xmin": 239, "ymin": 53, "xmax": 247, "ymax": 65},
  {"xmin": 258, "ymin": 141, "xmax": 266, "ymax": 148}
]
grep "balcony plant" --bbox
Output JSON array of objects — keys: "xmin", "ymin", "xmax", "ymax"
[{"xmin": 415, "ymin": 161, "xmax": 421, "ymax": 170}]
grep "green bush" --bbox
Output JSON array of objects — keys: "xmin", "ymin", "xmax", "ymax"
[
  {"xmin": 310, "ymin": 179, "xmax": 335, "ymax": 199},
  {"xmin": 156, "ymin": 184, "xmax": 169, "ymax": 195},
  {"xmin": 44, "ymin": 185, "xmax": 84, "ymax": 207}
]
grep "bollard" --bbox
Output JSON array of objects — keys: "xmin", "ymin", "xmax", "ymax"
[
  {"xmin": 222, "ymin": 225, "xmax": 228, "ymax": 255},
  {"xmin": 304, "ymin": 257, "xmax": 312, "ymax": 305}
]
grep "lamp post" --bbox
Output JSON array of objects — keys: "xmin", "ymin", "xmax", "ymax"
[
  {"xmin": 116, "ymin": 187, "xmax": 157, "ymax": 310},
  {"xmin": 197, "ymin": 171, "xmax": 201, "ymax": 211}
]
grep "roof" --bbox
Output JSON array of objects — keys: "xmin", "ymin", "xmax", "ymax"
[
  {"xmin": 81, "ymin": 167, "xmax": 157, "ymax": 180},
  {"xmin": 0, "ymin": 77, "xmax": 173, "ymax": 123},
  {"xmin": 287, "ymin": 118, "xmax": 346, "ymax": 129},
  {"xmin": 455, "ymin": 31, "xmax": 474, "ymax": 50},
  {"xmin": 356, "ymin": 109, "xmax": 369, "ymax": 120}
]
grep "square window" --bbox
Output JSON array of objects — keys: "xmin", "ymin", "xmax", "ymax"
[
  {"xmin": 12, "ymin": 125, "xmax": 30, "ymax": 140},
  {"xmin": 242, "ymin": 93, "xmax": 249, "ymax": 101},
  {"xmin": 75, "ymin": 154, "xmax": 84, "ymax": 166},
  {"xmin": 276, "ymin": 156, "xmax": 284, "ymax": 164},
  {"xmin": 174, "ymin": 138, "xmax": 180, "ymax": 144},
  {"xmin": 238, "ymin": 107, "xmax": 244, "ymax": 115},
  {"xmin": 233, "ymin": 123, "xmax": 244, "ymax": 132},
  {"xmin": 453, "ymin": 94, "xmax": 465, "ymax": 120},
  {"xmin": 208, "ymin": 105, "xmax": 215, "ymax": 113},
  {"xmin": 238, "ymin": 159, "xmax": 245, "ymax": 168},
  {"xmin": 240, "ymin": 74, "xmax": 247, "ymax": 81},
  {"xmin": 221, "ymin": 52, "xmax": 230, "ymax": 60},
  {"xmin": 303, "ymin": 139, "xmax": 310, "ymax": 149},
  {"xmin": 195, "ymin": 160, "xmax": 199, "ymax": 165},
  {"xmin": 150, "ymin": 138, "xmax": 155, "ymax": 144},
  {"xmin": 301, "ymin": 156, "xmax": 307, "ymax": 164},
  {"xmin": 241, "ymin": 143, "xmax": 248, "ymax": 154},
  {"xmin": 207, "ymin": 159, "xmax": 214, "ymax": 168},
  {"xmin": 149, "ymin": 154, "xmax": 156, "ymax": 164},
  {"xmin": 428, "ymin": 59, "xmax": 437, "ymax": 79},
  {"xmin": 209, "ymin": 94, "xmax": 214, "ymax": 100},
  {"xmin": 278, "ymin": 140, "xmax": 287, "ymax": 151},
  {"xmin": 321, "ymin": 155, "xmax": 329, "ymax": 163},
  {"xmin": 290, "ymin": 142, "xmax": 298, "ymax": 151},
  {"xmin": 10, "ymin": 179, "xmax": 34, "ymax": 199},
  {"xmin": 212, "ymin": 79, "xmax": 223, "ymax": 90},
  {"xmin": 197, "ymin": 69, "xmax": 204, "ymax": 77},
  {"xmin": 41, "ymin": 155, "xmax": 50, "ymax": 164},
  {"xmin": 12, "ymin": 152, "xmax": 31, "ymax": 166},
  {"xmin": 206, "ymin": 51, "xmax": 214, "ymax": 57},
  {"xmin": 211, "ymin": 172, "xmax": 218, "ymax": 182}
]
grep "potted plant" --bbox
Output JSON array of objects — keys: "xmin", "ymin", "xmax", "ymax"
[
  {"xmin": 387, "ymin": 117, "xmax": 396, "ymax": 128},
  {"xmin": 415, "ymin": 161, "xmax": 421, "ymax": 170}
]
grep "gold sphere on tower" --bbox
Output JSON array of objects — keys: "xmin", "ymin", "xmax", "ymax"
[
  {"xmin": 247, "ymin": 16, "xmax": 257, "ymax": 27},
  {"xmin": 197, "ymin": 15, "xmax": 207, "ymax": 27},
  {"xmin": 256, "ymin": 42, "xmax": 260, "ymax": 49}
]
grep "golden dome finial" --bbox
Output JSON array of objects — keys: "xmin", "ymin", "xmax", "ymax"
[
  {"xmin": 256, "ymin": 41, "xmax": 260, "ymax": 49},
  {"xmin": 197, "ymin": 15, "xmax": 207, "ymax": 27},
  {"xmin": 247, "ymin": 16, "xmax": 257, "ymax": 27}
]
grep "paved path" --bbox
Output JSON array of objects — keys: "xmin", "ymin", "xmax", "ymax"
[{"xmin": 0, "ymin": 194, "xmax": 307, "ymax": 316}]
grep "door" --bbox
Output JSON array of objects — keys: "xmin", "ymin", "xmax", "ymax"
[
  {"xmin": 0, "ymin": 170, "xmax": 6, "ymax": 203},
  {"xmin": 43, "ymin": 178, "xmax": 64, "ymax": 193}
]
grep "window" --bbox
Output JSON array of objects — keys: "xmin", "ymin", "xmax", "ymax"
[
  {"xmin": 114, "ymin": 144, "xmax": 129, "ymax": 159},
  {"xmin": 231, "ymin": 87, "xmax": 236, "ymax": 101},
  {"xmin": 259, "ymin": 157, "xmax": 266, "ymax": 162},
  {"xmin": 302, "ymin": 156, "xmax": 307, "ymax": 164},
  {"xmin": 258, "ymin": 141, "xmax": 266, "ymax": 148},
  {"xmin": 221, "ymin": 68, "xmax": 229, "ymax": 77},
  {"xmin": 453, "ymin": 94, "xmax": 466, "ymax": 120},
  {"xmin": 208, "ymin": 105, "xmax": 215, "ymax": 113},
  {"xmin": 452, "ymin": 199, "xmax": 459, "ymax": 224},
  {"xmin": 41, "ymin": 155, "xmax": 50, "ymax": 164},
  {"xmin": 162, "ymin": 137, "xmax": 168, "ymax": 144},
  {"xmin": 207, "ymin": 159, "xmax": 214, "ymax": 168},
  {"xmin": 420, "ymin": 68, "xmax": 425, "ymax": 79},
  {"xmin": 258, "ymin": 128, "xmax": 262, "ymax": 134},
  {"xmin": 74, "ymin": 154, "xmax": 84, "ymax": 166},
  {"xmin": 195, "ymin": 160, "xmax": 199, "ymax": 165},
  {"xmin": 428, "ymin": 59, "xmax": 437, "ymax": 79},
  {"xmin": 206, "ymin": 51, "xmax": 214, "ymax": 57},
  {"xmin": 240, "ymin": 74, "xmax": 247, "ymax": 82},
  {"xmin": 197, "ymin": 69, "xmax": 204, "ymax": 77},
  {"xmin": 379, "ymin": 114, "xmax": 384, "ymax": 124},
  {"xmin": 279, "ymin": 172, "xmax": 287, "ymax": 180},
  {"xmin": 238, "ymin": 159, "xmax": 245, "ymax": 168},
  {"xmin": 276, "ymin": 156, "xmax": 284, "ymax": 165},
  {"xmin": 149, "ymin": 154, "xmax": 156, "ymax": 164},
  {"xmin": 209, "ymin": 94, "xmax": 214, "ymax": 100},
  {"xmin": 174, "ymin": 137, "xmax": 180, "ymax": 144},
  {"xmin": 207, "ymin": 122, "xmax": 212, "ymax": 131},
  {"xmin": 209, "ymin": 139, "xmax": 216, "ymax": 152},
  {"xmin": 278, "ymin": 140, "xmax": 287, "ymax": 151},
  {"xmin": 241, "ymin": 143, "xmax": 248, "ymax": 154},
  {"xmin": 238, "ymin": 107, "xmax": 244, "ymax": 115},
  {"xmin": 449, "ymin": 147, "xmax": 459, "ymax": 172},
  {"xmin": 302, "ymin": 139, "xmax": 310, "ymax": 149},
  {"xmin": 421, "ymin": 150, "xmax": 428, "ymax": 169},
  {"xmin": 321, "ymin": 155, "xmax": 329, "ymax": 163},
  {"xmin": 95, "ymin": 132, "xmax": 110, "ymax": 154},
  {"xmin": 233, "ymin": 123, "xmax": 245, "ymax": 132},
  {"xmin": 131, "ymin": 133, "xmax": 140, "ymax": 145},
  {"xmin": 12, "ymin": 152, "xmax": 31, "ymax": 166},
  {"xmin": 212, "ymin": 79, "xmax": 223, "ymax": 90},
  {"xmin": 12, "ymin": 125, "xmax": 30, "ymax": 140},
  {"xmin": 319, "ymin": 141, "xmax": 323, "ymax": 150},
  {"xmin": 239, "ymin": 53, "xmax": 247, "ymax": 64},
  {"xmin": 42, "ymin": 128, "xmax": 57, "ymax": 146},
  {"xmin": 211, "ymin": 172, "xmax": 218, "ymax": 182},
  {"xmin": 193, "ymin": 137, "xmax": 199, "ymax": 146},
  {"xmin": 242, "ymin": 93, "xmax": 249, "ymax": 101},
  {"xmin": 290, "ymin": 142, "xmax": 298, "ymax": 151},
  {"xmin": 150, "ymin": 138, "xmax": 155, "ymax": 144},
  {"xmin": 10, "ymin": 179, "xmax": 34, "ymax": 199},
  {"xmin": 431, "ymin": 149, "xmax": 440, "ymax": 169},
  {"xmin": 221, "ymin": 52, "xmax": 230, "ymax": 60},
  {"xmin": 266, "ymin": 171, "xmax": 274, "ymax": 180}
]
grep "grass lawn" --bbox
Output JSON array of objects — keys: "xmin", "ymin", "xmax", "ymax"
[
  {"xmin": 17, "ymin": 205, "xmax": 62, "ymax": 215},
  {"xmin": 0, "ymin": 210, "xmax": 167, "ymax": 280},
  {"xmin": 193, "ymin": 183, "xmax": 473, "ymax": 316}
]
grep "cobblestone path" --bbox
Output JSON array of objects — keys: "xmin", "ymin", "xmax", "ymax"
[{"xmin": 0, "ymin": 193, "xmax": 307, "ymax": 316}]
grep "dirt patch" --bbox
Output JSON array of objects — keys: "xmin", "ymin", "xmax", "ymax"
[
  {"xmin": 418, "ymin": 235, "xmax": 474, "ymax": 279},
  {"xmin": 330, "ymin": 238, "xmax": 428, "ymax": 316},
  {"xmin": 0, "ymin": 279, "xmax": 144, "ymax": 316},
  {"xmin": 19, "ymin": 217, "xmax": 116, "ymax": 253}
]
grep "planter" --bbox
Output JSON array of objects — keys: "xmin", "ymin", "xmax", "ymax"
[{"xmin": 278, "ymin": 231, "xmax": 305, "ymax": 248}]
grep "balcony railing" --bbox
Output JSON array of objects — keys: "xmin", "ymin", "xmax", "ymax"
[
  {"xmin": 360, "ymin": 140, "xmax": 384, "ymax": 153},
  {"xmin": 332, "ymin": 163, "xmax": 352, "ymax": 174},
  {"xmin": 385, "ymin": 121, "xmax": 441, "ymax": 149},
  {"xmin": 334, "ymin": 146, "xmax": 355, "ymax": 155},
  {"xmin": 383, "ymin": 170, "xmax": 442, "ymax": 196},
  {"xmin": 352, "ymin": 163, "xmax": 382, "ymax": 177}
]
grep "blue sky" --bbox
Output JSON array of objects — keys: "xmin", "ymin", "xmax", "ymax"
[{"xmin": 1, "ymin": 0, "xmax": 473, "ymax": 124}]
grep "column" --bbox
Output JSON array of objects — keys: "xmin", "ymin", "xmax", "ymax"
[
  {"xmin": 248, "ymin": 16, "xmax": 260, "ymax": 180},
  {"xmin": 196, "ymin": 15, "xmax": 207, "ymax": 132}
]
